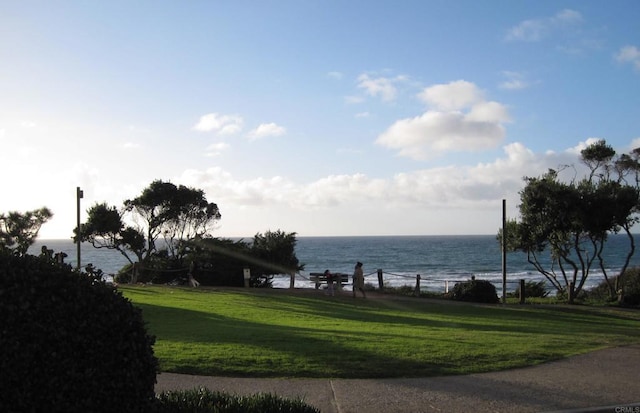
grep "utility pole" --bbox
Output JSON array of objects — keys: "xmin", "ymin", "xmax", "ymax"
[
  {"xmin": 76, "ymin": 187, "xmax": 83, "ymax": 271},
  {"xmin": 502, "ymin": 199, "xmax": 507, "ymax": 304}
]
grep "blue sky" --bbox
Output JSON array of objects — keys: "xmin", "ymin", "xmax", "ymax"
[{"xmin": 1, "ymin": 1, "xmax": 639, "ymax": 239}]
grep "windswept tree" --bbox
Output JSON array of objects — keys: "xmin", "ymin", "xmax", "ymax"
[
  {"xmin": 157, "ymin": 183, "xmax": 222, "ymax": 258},
  {"xmin": 0, "ymin": 207, "xmax": 52, "ymax": 256},
  {"xmin": 124, "ymin": 180, "xmax": 221, "ymax": 261},
  {"xmin": 500, "ymin": 140, "xmax": 640, "ymax": 302},
  {"xmin": 78, "ymin": 180, "xmax": 221, "ymax": 274},
  {"xmin": 583, "ymin": 141, "xmax": 640, "ymax": 296},
  {"xmin": 77, "ymin": 203, "xmax": 145, "ymax": 265},
  {"xmin": 251, "ymin": 230, "xmax": 304, "ymax": 287},
  {"xmin": 180, "ymin": 231, "xmax": 304, "ymax": 287}
]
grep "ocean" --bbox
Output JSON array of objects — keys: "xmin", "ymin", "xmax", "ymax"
[{"xmin": 30, "ymin": 234, "xmax": 640, "ymax": 295}]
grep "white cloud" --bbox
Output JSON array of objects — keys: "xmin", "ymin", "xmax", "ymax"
[
  {"xmin": 193, "ymin": 113, "xmax": 244, "ymax": 135},
  {"xmin": 377, "ymin": 80, "xmax": 510, "ymax": 160},
  {"xmin": 499, "ymin": 71, "xmax": 530, "ymax": 90},
  {"xmin": 336, "ymin": 147, "xmax": 363, "ymax": 156},
  {"xmin": 466, "ymin": 101, "xmax": 510, "ymax": 123},
  {"xmin": 344, "ymin": 95, "xmax": 365, "ymax": 104},
  {"xmin": 177, "ymin": 141, "xmax": 582, "ymax": 229},
  {"xmin": 417, "ymin": 80, "xmax": 483, "ymax": 111},
  {"xmin": 20, "ymin": 136, "xmax": 609, "ymax": 239},
  {"xmin": 500, "ymin": 79, "xmax": 527, "ymax": 90},
  {"xmin": 179, "ymin": 167, "xmax": 295, "ymax": 206},
  {"xmin": 355, "ymin": 112, "xmax": 370, "ymax": 118},
  {"xmin": 247, "ymin": 123, "xmax": 286, "ymax": 140},
  {"xmin": 205, "ymin": 142, "xmax": 230, "ymax": 157},
  {"xmin": 298, "ymin": 174, "xmax": 388, "ymax": 207},
  {"xmin": 356, "ymin": 73, "xmax": 402, "ymax": 102},
  {"xmin": 506, "ymin": 19, "xmax": 546, "ymax": 42},
  {"xmin": 505, "ymin": 9, "xmax": 583, "ymax": 42},
  {"xmin": 376, "ymin": 112, "xmax": 506, "ymax": 160},
  {"xmin": 615, "ymin": 45, "xmax": 640, "ymax": 71},
  {"xmin": 20, "ymin": 121, "xmax": 37, "ymax": 128},
  {"xmin": 122, "ymin": 142, "xmax": 141, "ymax": 149},
  {"xmin": 553, "ymin": 9, "xmax": 583, "ymax": 25},
  {"xmin": 327, "ymin": 71, "xmax": 344, "ymax": 80}
]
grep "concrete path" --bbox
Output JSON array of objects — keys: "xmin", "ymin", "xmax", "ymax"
[{"xmin": 156, "ymin": 344, "xmax": 640, "ymax": 413}]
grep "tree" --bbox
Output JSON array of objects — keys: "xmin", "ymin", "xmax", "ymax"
[
  {"xmin": 0, "ymin": 207, "xmax": 52, "ymax": 256},
  {"xmin": 123, "ymin": 180, "xmax": 221, "ymax": 261},
  {"xmin": 251, "ymin": 230, "xmax": 304, "ymax": 287},
  {"xmin": 585, "ymin": 143, "xmax": 640, "ymax": 298},
  {"xmin": 500, "ymin": 140, "xmax": 640, "ymax": 302},
  {"xmin": 181, "ymin": 237, "xmax": 253, "ymax": 286},
  {"xmin": 179, "ymin": 231, "xmax": 304, "ymax": 287},
  {"xmin": 77, "ymin": 203, "xmax": 145, "ymax": 266},
  {"xmin": 78, "ymin": 180, "xmax": 221, "ymax": 278},
  {"xmin": 156, "ymin": 183, "xmax": 222, "ymax": 259}
]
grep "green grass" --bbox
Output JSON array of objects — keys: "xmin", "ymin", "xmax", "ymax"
[{"xmin": 121, "ymin": 285, "xmax": 640, "ymax": 379}]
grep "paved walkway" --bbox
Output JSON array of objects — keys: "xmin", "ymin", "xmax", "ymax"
[{"xmin": 156, "ymin": 344, "xmax": 640, "ymax": 413}]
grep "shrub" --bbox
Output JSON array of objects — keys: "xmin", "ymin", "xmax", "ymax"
[
  {"xmin": 587, "ymin": 267, "xmax": 640, "ymax": 306},
  {"xmin": 378, "ymin": 285, "xmax": 439, "ymax": 298},
  {"xmin": 450, "ymin": 279, "xmax": 499, "ymax": 303},
  {"xmin": 115, "ymin": 263, "xmax": 133, "ymax": 283},
  {"xmin": 619, "ymin": 267, "xmax": 640, "ymax": 306},
  {"xmin": 181, "ymin": 238, "xmax": 250, "ymax": 287},
  {"xmin": 154, "ymin": 388, "xmax": 320, "ymax": 413},
  {"xmin": 0, "ymin": 252, "xmax": 158, "ymax": 412},
  {"xmin": 382, "ymin": 285, "xmax": 416, "ymax": 296}
]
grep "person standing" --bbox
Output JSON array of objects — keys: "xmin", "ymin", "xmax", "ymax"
[
  {"xmin": 352, "ymin": 261, "xmax": 366, "ymax": 298},
  {"xmin": 188, "ymin": 261, "xmax": 200, "ymax": 287},
  {"xmin": 324, "ymin": 269, "xmax": 335, "ymax": 296}
]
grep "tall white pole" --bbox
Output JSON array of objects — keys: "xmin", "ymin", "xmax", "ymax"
[{"xmin": 76, "ymin": 187, "xmax": 83, "ymax": 271}]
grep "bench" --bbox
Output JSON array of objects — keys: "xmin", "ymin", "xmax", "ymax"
[{"xmin": 309, "ymin": 272, "xmax": 349, "ymax": 290}]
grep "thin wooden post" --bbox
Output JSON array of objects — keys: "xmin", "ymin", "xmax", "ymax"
[
  {"xmin": 568, "ymin": 281, "xmax": 575, "ymax": 303},
  {"xmin": 76, "ymin": 187, "xmax": 83, "ymax": 271},
  {"xmin": 445, "ymin": 280, "xmax": 449, "ymax": 293},
  {"xmin": 519, "ymin": 279, "xmax": 526, "ymax": 304},
  {"xmin": 414, "ymin": 274, "xmax": 421, "ymax": 296},
  {"xmin": 377, "ymin": 269, "xmax": 384, "ymax": 290},
  {"xmin": 502, "ymin": 199, "xmax": 507, "ymax": 304},
  {"xmin": 130, "ymin": 262, "xmax": 137, "ymax": 284},
  {"xmin": 243, "ymin": 268, "xmax": 251, "ymax": 288}
]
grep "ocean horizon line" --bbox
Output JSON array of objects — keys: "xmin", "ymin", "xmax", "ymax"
[{"xmin": 37, "ymin": 233, "xmax": 499, "ymax": 242}]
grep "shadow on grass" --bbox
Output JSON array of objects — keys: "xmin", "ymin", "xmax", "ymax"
[
  {"xmin": 236, "ymin": 290, "xmax": 640, "ymax": 337},
  {"xmin": 126, "ymin": 287, "xmax": 640, "ymax": 379}
]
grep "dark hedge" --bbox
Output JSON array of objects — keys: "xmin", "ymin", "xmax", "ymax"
[
  {"xmin": 154, "ymin": 388, "xmax": 321, "ymax": 413},
  {"xmin": 450, "ymin": 279, "xmax": 499, "ymax": 303},
  {"xmin": 0, "ymin": 252, "xmax": 158, "ymax": 413}
]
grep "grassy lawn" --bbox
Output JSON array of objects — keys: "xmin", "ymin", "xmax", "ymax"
[{"xmin": 121, "ymin": 285, "xmax": 640, "ymax": 379}]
